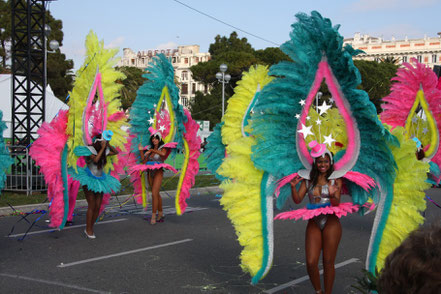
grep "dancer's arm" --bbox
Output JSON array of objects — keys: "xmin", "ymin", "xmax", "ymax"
[
  {"xmin": 90, "ymin": 141, "xmax": 106, "ymax": 163},
  {"xmin": 107, "ymin": 142, "xmax": 119, "ymax": 156},
  {"xmin": 290, "ymin": 176, "xmax": 307, "ymax": 204},
  {"xmin": 328, "ymin": 178, "xmax": 342, "ymax": 206}
]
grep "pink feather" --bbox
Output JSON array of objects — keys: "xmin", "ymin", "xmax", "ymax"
[
  {"xmin": 108, "ymin": 111, "xmax": 126, "ymax": 122},
  {"xmin": 177, "ymin": 110, "xmax": 201, "ymax": 213},
  {"xmin": 381, "ymin": 58, "xmax": 441, "ymax": 183},
  {"xmin": 342, "ymin": 171, "xmax": 376, "ymax": 192},
  {"xmin": 274, "ymin": 173, "xmax": 298, "ymax": 197},
  {"xmin": 275, "ymin": 202, "xmax": 359, "ymax": 220},
  {"xmin": 29, "ymin": 110, "xmax": 69, "ymax": 228}
]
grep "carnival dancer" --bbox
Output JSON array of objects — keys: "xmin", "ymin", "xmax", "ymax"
[
  {"xmin": 136, "ymin": 128, "xmax": 177, "ymax": 224},
  {"xmin": 30, "ymin": 31, "xmax": 129, "ymax": 232},
  {"xmin": 284, "ymin": 141, "xmax": 343, "ymax": 294},
  {"xmin": 72, "ymin": 131, "xmax": 120, "ymax": 238}
]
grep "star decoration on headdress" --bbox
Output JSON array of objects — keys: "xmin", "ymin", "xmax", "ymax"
[
  {"xmin": 295, "ymin": 113, "xmax": 300, "ymax": 119},
  {"xmin": 422, "ymin": 128, "xmax": 428, "ymax": 134},
  {"xmin": 317, "ymin": 101, "xmax": 332, "ymax": 115},
  {"xmin": 323, "ymin": 134, "xmax": 336, "ymax": 146},
  {"xmin": 299, "ymin": 99, "xmax": 306, "ymax": 106},
  {"xmin": 411, "ymin": 117, "xmax": 418, "ymax": 124},
  {"xmin": 306, "ymin": 116, "xmax": 311, "ymax": 120},
  {"xmin": 315, "ymin": 118, "xmax": 322, "ymax": 125},
  {"xmin": 297, "ymin": 123, "xmax": 313, "ymax": 139},
  {"xmin": 158, "ymin": 119, "xmax": 161, "ymax": 124},
  {"xmin": 148, "ymin": 117, "xmax": 154, "ymax": 124},
  {"xmin": 159, "ymin": 125, "xmax": 166, "ymax": 132}
]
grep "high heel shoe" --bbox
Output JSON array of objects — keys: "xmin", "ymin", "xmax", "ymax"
[
  {"xmin": 150, "ymin": 214, "xmax": 157, "ymax": 225},
  {"xmin": 156, "ymin": 214, "xmax": 165, "ymax": 223},
  {"xmin": 84, "ymin": 229, "xmax": 96, "ymax": 239}
]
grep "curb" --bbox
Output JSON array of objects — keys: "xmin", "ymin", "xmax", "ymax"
[{"xmin": 0, "ymin": 186, "xmax": 223, "ymax": 216}]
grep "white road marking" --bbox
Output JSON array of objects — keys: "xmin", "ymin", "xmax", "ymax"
[
  {"xmin": 57, "ymin": 238, "xmax": 193, "ymax": 268},
  {"xmin": 6, "ymin": 218, "xmax": 128, "ymax": 238},
  {"xmin": 264, "ymin": 258, "xmax": 360, "ymax": 294},
  {"xmin": 0, "ymin": 273, "xmax": 110, "ymax": 294}
]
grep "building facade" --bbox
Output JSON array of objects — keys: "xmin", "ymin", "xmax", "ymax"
[
  {"xmin": 343, "ymin": 33, "xmax": 441, "ymax": 67},
  {"xmin": 118, "ymin": 45, "xmax": 211, "ymax": 108}
]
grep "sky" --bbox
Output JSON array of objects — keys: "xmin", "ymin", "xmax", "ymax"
[{"xmin": 48, "ymin": 0, "xmax": 441, "ymax": 71}]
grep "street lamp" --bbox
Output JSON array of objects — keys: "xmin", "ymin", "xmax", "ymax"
[
  {"xmin": 216, "ymin": 63, "xmax": 231, "ymax": 117},
  {"xmin": 43, "ymin": 25, "xmax": 59, "ymax": 93}
]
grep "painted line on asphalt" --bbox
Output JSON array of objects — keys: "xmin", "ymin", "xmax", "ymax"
[
  {"xmin": 57, "ymin": 238, "xmax": 193, "ymax": 268},
  {"xmin": 0, "ymin": 273, "xmax": 110, "ymax": 294},
  {"xmin": 6, "ymin": 218, "xmax": 128, "ymax": 238},
  {"xmin": 264, "ymin": 258, "xmax": 359, "ymax": 294}
]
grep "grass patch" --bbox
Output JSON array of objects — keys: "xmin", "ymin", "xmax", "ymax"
[{"xmin": 0, "ymin": 174, "xmax": 220, "ymax": 208}]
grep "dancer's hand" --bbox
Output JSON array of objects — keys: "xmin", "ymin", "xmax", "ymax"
[
  {"xmin": 328, "ymin": 183, "xmax": 338, "ymax": 196},
  {"xmin": 290, "ymin": 176, "xmax": 303, "ymax": 187}
]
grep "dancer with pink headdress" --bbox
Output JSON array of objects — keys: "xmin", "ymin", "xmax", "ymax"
[{"xmin": 134, "ymin": 127, "xmax": 177, "ymax": 224}]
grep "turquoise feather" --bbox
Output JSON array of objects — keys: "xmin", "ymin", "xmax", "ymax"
[{"xmin": 205, "ymin": 122, "xmax": 228, "ymax": 181}]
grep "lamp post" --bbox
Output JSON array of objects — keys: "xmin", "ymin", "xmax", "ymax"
[
  {"xmin": 216, "ymin": 64, "xmax": 231, "ymax": 117},
  {"xmin": 43, "ymin": 24, "xmax": 59, "ymax": 92}
]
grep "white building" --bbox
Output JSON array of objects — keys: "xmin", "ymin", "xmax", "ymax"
[
  {"xmin": 118, "ymin": 45, "xmax": 211, "ymax": 108},
  {"xmin": 344, "ymin": 33, "xmax": 441, "ymax": 67}
]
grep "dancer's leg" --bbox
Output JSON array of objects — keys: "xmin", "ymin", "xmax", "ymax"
[
  {"xmin": 305, "ymin": 220, "xmax": 323, "ymax": 293},
  {"xmin": 322, "ymin": 215, "xmax": 342, "ymax": 294},
  {"xmin": 84, "ymin": 187, "xmax": 96, "ymax": 235}
]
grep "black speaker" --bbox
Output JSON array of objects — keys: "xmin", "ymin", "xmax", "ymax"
[{"xmin": 434, "ymin": 65, "xmax": 441, "ymax": 79}]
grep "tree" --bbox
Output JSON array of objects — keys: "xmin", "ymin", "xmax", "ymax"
[
  {"xmin": 115, "ymin": 66, "xmax": 146, "ymax": 110},
  {"xmin": 189, "ymin": 32, "xmax": 290, "ymax": 129},
  {"xmin": 0, "ymin": 0, "xmax": 74, "ymax": 100},
  {"xmin": 354, "ymin": 60, "xmax": 398, "ymax": 113}
]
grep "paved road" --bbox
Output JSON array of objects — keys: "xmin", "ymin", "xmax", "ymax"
[{"xmin": 0, "ymin": 187, "xmax": 440, "ymax": 293}]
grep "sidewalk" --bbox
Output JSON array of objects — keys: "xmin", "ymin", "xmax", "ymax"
[{"xmin": 0, "ymin": 186, "xmax": 223, "ymax": 216}]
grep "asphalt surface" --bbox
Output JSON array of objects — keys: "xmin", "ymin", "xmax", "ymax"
[{"xmin": 0, "ymin": 187, "xmax": 440, "ymax": 294}]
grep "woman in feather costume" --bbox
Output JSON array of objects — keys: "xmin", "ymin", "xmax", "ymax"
[
  {"xmin": 137, "ymin": 128, "xmax": 177, "ymax": 224},
  {"xmin": 30, "ymin": 31, "xmax": 128, "ymax": 232},
  {"xmin": 129, "ymin": 54, "xmax": 201, "ymax": 217}
]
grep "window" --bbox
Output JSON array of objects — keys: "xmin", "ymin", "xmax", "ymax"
[
  {"xmin": 402, "ymin": 56, "xmax": 408, "ymax": 63},
  {"xmin": 433, "ymin": 54, "xmax": 438, "ymax": 63},
  {"xmin": 172, "ymin": 57, "xmax": 176, "ymax": 63},
  {"xmin": 131, "ymin": 59, "xmax": 135, "ymax": 65},
  {"xmin": 192, "ymin": 83, "xmax": 196, "ymax": 94},
  {"xmin": 417, "ymin": 55, "xmax": 422, "ymax": 63},
  {"xmin": 185, "ymin": 58, "xmax": 189, "ymax": 64},
  {"xmin": 181, "ymin": 71, "xmax": 188, "ymax": 80},
  {"xmin": 204, "ymin": 85, "xmax": 208, "ymax": 94},
  {"xmin": 195, "ymin": 57, "xmax": 199, "ymax": 63},
  {"xmin": 181, "ymin": 97, "xmax": 188, "ymax": 107},
  {"xmin": 182, "ymin": 83, "xmax": 188, "ymax": 95}
]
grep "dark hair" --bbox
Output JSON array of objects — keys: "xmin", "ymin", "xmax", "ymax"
[
  {"xmin": 149, "ymin": 134, "xmax": 164, "ymax": 149},
  {"xmin": 91, "ymin": 134, "xmax": 107, "ymax": 169},
  {"xmin": 378, "ymin": 225, "xmax": 441, "ymax": 294},
  {"xmin": 416, "ymin": 148, "xmax": 425, "ymax": 160},
  {"xmin": 309, "ymin": 153, "xmax": 334, "ymax": 188}
]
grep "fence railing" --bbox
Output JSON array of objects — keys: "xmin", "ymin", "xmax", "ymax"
[{"xmin": 4, "ymin": 145, "xmax": 47, "ymax": 195}]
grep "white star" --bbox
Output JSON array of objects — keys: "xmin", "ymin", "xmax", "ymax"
[
  {"xmin": 412, "ymin": 117, "xmax": 418, "ymax": 123},
  {"xmin": 315, "ymin": 118, "xmax": 322, "ymax": 125},
  {"xmin": 317, "ymin": 101, "xmax": 332, "ymax": 115},
  {"xmin": 295, "ymin": 113, "xmax": 300, "ymax": 119},
  {"xmin": 159, "ymin": 125, "xmax": 166, "ymax": 132},
  {"xmin": 158, "ymin": 120, "xmax": 161, "ymax": 124},
  {"xmin": 148, "ymin": 117, "xmax": 154, "ymax": 124},
  {"xmin": 323, "ymin": 134, "xmax": 336, "ymax": 146},
  {"xmin": 153, "ymin": 104, "xmax": 157, "ymax": 107},
  {"xmin": 306, "ymin": 116, "xmax": 311, "ymax": 120},
  {"xmin": 299, "ymin": 99, "xmax": 306, "ymax": 106},
  {"xmin": 422, "ymin": 128, "xmax": 428, "ymax": 134},
  {"xmin": 297, "ymin": 124, "xmax": 313, "ymax": 139},
  {"xmin": 148, "ymin": 111, "xmax": 151, "ymax": 114}
]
